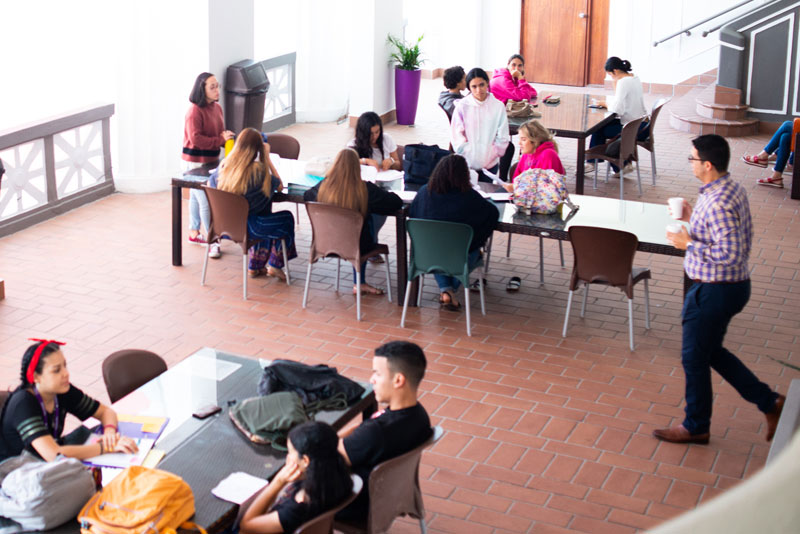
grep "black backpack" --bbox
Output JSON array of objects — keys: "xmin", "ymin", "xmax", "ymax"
[{"xmin": 402, "ymin": 144, "xmax": 451, "ymax": 185}]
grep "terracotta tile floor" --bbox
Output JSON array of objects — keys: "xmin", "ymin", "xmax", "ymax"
[{"xmin": 1, "ymin": 78, "xmax": 799, "ymax": 533}]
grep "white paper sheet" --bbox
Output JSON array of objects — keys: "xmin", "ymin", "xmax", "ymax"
[
  {"xmin": 396, "ymin": 190, "xmax": 417, "ymax": 201},
  {"xmin": 488, "ymin": 192, "xmax": 511, "ymax": 202},
  {"xmin": 212, "ymin": 472, "xmax": 269, "ymax": 504},
  {"xmin": 84, "ymin": 437, "xmax": 155, "ymax": 469}
]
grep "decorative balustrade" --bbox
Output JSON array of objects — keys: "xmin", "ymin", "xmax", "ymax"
[
  {"xmin": 0, "ymin": 104, "xmax": 115, "ymax": 238},
  {"xmin": 260, "ymin": 52, "xmax": 296, "ymax": 132}
]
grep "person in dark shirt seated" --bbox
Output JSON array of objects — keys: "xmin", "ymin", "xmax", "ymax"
[
  {"xmin": 303, "ymin": 148, "xmax": 402, "ymax": 295},
  {"xmin": 240, "ymin": 421, "xmax": 353, "ymax": 534},
  {"xmin": 336, "ymin": 341, "xmax": 432, "ymax": 521},
  {"xmin": 408, "ymin": 154, "xmax": 499, "ymax": 310},
  {"xmin": 215, "ymin": 127, "xmax": 296, "ymax": 279},
  {"xmin": 438, "ymin": 65, "xmax": 466, "ymax": 118},
  {"xmin": 0, "ymin": 340, "xmax": 138, "ymax": 462}
]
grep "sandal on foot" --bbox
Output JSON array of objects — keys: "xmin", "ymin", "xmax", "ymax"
[
  {"xmin": 439, "ymin": 291, "xmax": 461, "ymax": 311},
  {"xmin": 757, "ymin": 176, "xmax": 783, "ymax": 188},
  {"xmin": 248, "ymin": 268, "xmax": 267, "ymax": 278},
  {"xmin": 742, "ymin": 154, "xmax": 768, "ymax": 168},
  {"xmin": 469, "ymin": 278, "xmax": 488, "ymax": 292},
  {"xmin": 506, "ymin": 276, "xmax": 522, "ymax": 292},
  {"xmin": 354, "ymin": 284, "xmax": 385, "ymax": 295},
  {"xmin": 267, "ymin": 266, "xmax": 287, "ymax": 280}
]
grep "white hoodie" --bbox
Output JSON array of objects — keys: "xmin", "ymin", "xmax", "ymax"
[{"xmin": 450, "ymin": 93, "xmax": 510, "ymax": 171}]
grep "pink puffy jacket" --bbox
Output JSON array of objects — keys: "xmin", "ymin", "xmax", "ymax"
[{"xmin": 489, "ymin": 69, "xmax": 537, "ymax": 104}]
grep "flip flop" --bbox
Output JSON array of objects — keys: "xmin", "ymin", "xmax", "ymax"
[
  {"xmin": 354, "ymin": 284, "xmax": 385, "ymax": 295},
  {"xmin": 742, "ymin": 155, "xmax": 768, "ymax": 168},
  {"xmin": 267, "ymin": 266, "xmax": 287, "ymax": 281},
  {"xmin": 757, "ymin": 176, "xmax": 783, "ymax": 188},
  {"xmin": 469, "ymin": 278, "xmax": 488, "ymax": 292},
  {"xmin": 439, "ymin": 291, "xmax": 461, "ymax": 311},
  {"xmin": 506, "ymin": 276, "xmax": 522, "ymax": 292}
]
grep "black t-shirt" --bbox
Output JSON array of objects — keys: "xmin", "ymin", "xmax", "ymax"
[
  {"xmin": 339, "ymin": 403, "xmax": 432, "ymax": 520},
  {"xmin": 0, "ymin": 384, "xmax": 99, "ymax": 460},
  {"xmin": 271, "ymin": 483, "xmax": 311, "ymax": 534}
]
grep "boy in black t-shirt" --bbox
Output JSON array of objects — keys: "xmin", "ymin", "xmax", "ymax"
[{"xmin": 337, "ymin": 341, "xmax": 432, "ymax": 521}]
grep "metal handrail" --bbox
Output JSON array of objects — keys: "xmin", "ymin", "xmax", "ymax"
[
  {"xmin": 701, "ymin": 0, "xmax": 781, "ymax": 36},
  {"xmin": 653, "ymin": 0, "xmax": 755, "ymax": 46}
]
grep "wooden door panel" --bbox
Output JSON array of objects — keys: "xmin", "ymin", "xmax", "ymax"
[{"xmin": 521, "ymin": 0, "xmax": 589, "ymax": 86}]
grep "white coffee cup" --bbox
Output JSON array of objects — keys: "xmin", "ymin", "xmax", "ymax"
[
  {"xmin": 668, "ymin": 197, "xmax": 683, "ymax": 219},
  {"xmin": 666, "ymin": 223, "xmax": 682, "ymax": 234}
]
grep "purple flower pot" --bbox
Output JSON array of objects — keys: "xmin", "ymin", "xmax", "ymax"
[{"xmin": 395, "ymin": 68, "xmax": 422, "ymax": 125}]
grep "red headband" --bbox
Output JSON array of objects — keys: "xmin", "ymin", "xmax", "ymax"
[{"xmin": 26, "ymin": 338, "xmax": 66, "ymax": 384}]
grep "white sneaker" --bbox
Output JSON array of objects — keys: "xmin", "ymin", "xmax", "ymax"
[
  {"xmin": 584, "ymin": 163, "xmax": 595, "ymax": 174},
  {"xmin": 612, "ymin": 163, "xmax": 634, "ymax": 179},
  {"xmin": 208, "ymin": 243, "xmax": 221, "ymax": 259}
]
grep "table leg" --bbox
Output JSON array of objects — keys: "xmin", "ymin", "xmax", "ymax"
[
  {"xmin": 576, "ymin": 136, "xmax": 586, "ymax": 195},
  {"xmin": 172, "ymin": 185, "xmax": 182, "ymax": 266},
  {"xmin": 396, "ymin": 211, "xmax": 408, "ymax": 306}
]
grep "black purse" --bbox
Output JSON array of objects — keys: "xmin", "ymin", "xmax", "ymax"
[{"xmin": 402, "ymin": 143, "xmax": 451, "ymax": 185}]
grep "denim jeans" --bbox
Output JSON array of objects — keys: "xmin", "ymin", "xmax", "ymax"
[
  {"xmin": 764, "ymin": 120, "xmax": 795, "ymax": 173},
  {"xmin": 680, "ymin": 280, "xmax": 777, "ymax": 434},
  {"xmin": 588, "ymin": 119, "xmax": 650, "ymax": 170},
  {"xmin": 352, "ymin": 214, "xmax": 385, "ymax": 283},
  {"xmin": 181, "ymin": 161, "xmax": 212, "ymax": 233},
  {"xmin": 434, "ymin": 249, "xmax": 481, "ymax": 292}
]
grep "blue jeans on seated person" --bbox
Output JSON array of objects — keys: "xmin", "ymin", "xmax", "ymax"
[
  {"xmin": 352, "ymin": 214, "xmax": 384, "ymax": 283},
  {"xmin": 434, "ymin": 250, "xmax": 481, "ymax": 292},
  {"xmin": 588, "ymin": 119, "xmax": 650, "ymax": 171},
  {"xmin": 764, "ymin": 120, "xmax": 795, "ymax": 173},
  {"xmin": 247, "ymin": 211, "xmax": 297, "ymax": 270}
]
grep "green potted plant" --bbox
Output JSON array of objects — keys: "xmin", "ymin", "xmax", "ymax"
[{"xmin": 387, "ymin": 34, "xmax": 424, "ymax": 125}]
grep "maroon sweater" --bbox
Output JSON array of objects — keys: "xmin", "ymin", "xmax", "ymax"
[{"xmin": 182, "ymin": 103, "xmax": 224, "ymax": 163}]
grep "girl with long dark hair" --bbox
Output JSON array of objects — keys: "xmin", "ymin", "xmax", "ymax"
[
  {"xmin": 239, "ymin": 422, "xmax": 352, "ymax": 534},
  {"xmin": 348, "ymin": 112, "xmax": 402, "ymax": 171}
]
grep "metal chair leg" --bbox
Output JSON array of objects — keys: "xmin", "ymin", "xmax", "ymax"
[
  {"xmin": 643, "ymin": 278, "xmax": 651, "ymax": 330},
  {"xmin": 636, "ymin": 162, "xmax": 643, "ymax": 196},
  {"xmin": 484, "ymin": 234, "xmax": 493, "ymax": 275},
  {"xmin": 619, "ymin": 165, "xmax": 624, "ymax": 200},
  {"xmin": 401, "ymin": 280, "xmax": 413, "ymax": 327},
  {"xmin": 478, "ymin": 276, "xmax": 485, "ymax": 315},
  {"xmin": 605, "ymin": 162, "xmax": 610, "ymax": 184},
  {"xmin": 302, "ymin": 262, "xmax": 313, "ymax": 308},
  {"xmin": 628, "ymin": 298, "xmax": 635, "ymax": 351},
  {"xmin": 383, "ymin": 254, "xmax": 392, "ymax": 303},
  {"xmin": 201, "ymin": 244, "xmax": 210, "ymax": 285},
  {"xmin": 464, "ymin": 285, "xmax": 472, "ymax": 337},
  {"xmin": 562, "ymin": 289, "xmax": 574, "ymax": 337},
  {"xmin": 593, "ymin": 164, "xmax": 598, "ymax": 189},
  {"xmin": 417, "ymin": 274, "xmax": 423, "ymax": 307},
  {"xmin": 538, "ymin": 236, "xmax": 545, "ymax": 285},
  {"xmin": 581, "ymin": 284, "xmax": 589, "ymax": 317},
  {"xmin": 335, "ymin": 258, "xmax": 340, "ymax": 292},
  {"xmin": 280, "ymin": 239, "xmax": 291, "ymax": 285},
  {"xmin": 355, "ymin": 271, "xmax": 361, "ymax": 321},
  {"xmin": 242, "ymin": 254, "xmax": 248, "ymax": 300},
  {"xmin": 651, "ymin": 150, "xmax": 657, "ymax": 184}
]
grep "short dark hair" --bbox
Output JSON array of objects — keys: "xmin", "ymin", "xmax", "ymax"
[
  {"xmin": 428, "ymin": 154, "xmax": 471, "ymax": 195},
  {"xmin": 374, "ymin": 341, "xmax": 427, "ymax": 389},
  {"xmin": 604, "ymin": 56, "xmax": 632, "ymax": 73},
  {"xmin": 466, "ymin": 68, "xmax": 489, "ymax": 87},
  {"xmin": 189, "ymin": 72, "xmax": 215, "ymax": 107},
  {"xmin": 20, "ymin": 341, "xmax": 61, "ymax": 388},
  {"xmin": 692, "ymin": 134, "xmax": 730, "ymax": 172},
  {"xmin": 507, "ymin": 54, "xmax": 525, "ymax": 65},
  {"xmin": 443, "ymin": 66, "xmax": 465, "ymax": 89}
]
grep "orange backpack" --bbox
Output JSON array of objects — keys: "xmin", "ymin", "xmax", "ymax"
[{"xmin": 78, "ymin": 466, "xmax": 205, "ymax": 534}]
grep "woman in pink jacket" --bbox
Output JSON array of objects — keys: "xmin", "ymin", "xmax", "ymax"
[
  {"xmin": 503, "ymin": 120, "xmax": 564, "ymax": 193},
  {"xmin": 489, "ymin": 54, "xmax": 538, "ymax": 104}
]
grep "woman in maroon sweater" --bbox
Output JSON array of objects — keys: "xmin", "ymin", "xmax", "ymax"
[{"xmin": 182, "ymin": 72, "xmax": 234, "ymax": 258}]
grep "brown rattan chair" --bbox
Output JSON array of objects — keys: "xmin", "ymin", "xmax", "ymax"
[
  {"xmin": 585, "ymin": 115, "xmax": 646, "ymax": 200},
  {"xmin": 302, "ymin": 202, "xmax": 391, "ymax": 321},
  {"xmin": 201, "ymin": 186, "xmax": 290, "ymax": 300},
  {"xmin": 636, "ymin": 98, "xmax": 670, "ymax": 184},
  {"xmin": 102, "ymin": 350, "xmax": 167, "ymax": 403},
  {"xmin": 333, "ymin": 426, "xmax": 443, "ymax": 534},
  {"xmin": 293, "ymin": 475, "xmax": 363, "ymax": 534},
  {"xmin": 485, "ymin": 161, "xmax": 564, "ymax": 283},
  {"xmin": 562, "ymin": 226, "xmax": 651, "ymax": 351}
]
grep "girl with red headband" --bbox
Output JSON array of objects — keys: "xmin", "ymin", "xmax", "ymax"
[{"xmin": 0, "ymin": 340, "xmax": 138, "ymax": 461}]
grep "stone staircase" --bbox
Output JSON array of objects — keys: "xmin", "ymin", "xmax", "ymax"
[{"xmin": 668, "ymin": 73, "xmax": 759, "ymax": 137}]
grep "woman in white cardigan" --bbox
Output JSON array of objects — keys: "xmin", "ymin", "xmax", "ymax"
[{"xmin": 588, "ymin": 57, "xmax": 648, "ymax": 173}]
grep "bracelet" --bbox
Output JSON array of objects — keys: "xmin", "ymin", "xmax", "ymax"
[{"xmin": 103, "ymin": 425, "xmax": 118, "ymax": 432}]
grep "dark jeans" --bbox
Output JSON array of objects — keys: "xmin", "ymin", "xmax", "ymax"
[
  {"xmin": 588, "ymin": 119, "xmax": 650, "ymax": 170},
  {"xmin": 681, "ymin": 280, "xmax": 777, "ymax": 434},
  {"xmin": 352, "ymin": 214, "xmax": 384, "ymax": 283},
  {"xmin": 478, "ymin": 143, "xmax": 516, "ymax": 183}
]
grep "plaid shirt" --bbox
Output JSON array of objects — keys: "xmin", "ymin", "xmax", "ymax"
[{"xmin": 685, "ymin": 174, "xmax": 752, "ymax": 282}]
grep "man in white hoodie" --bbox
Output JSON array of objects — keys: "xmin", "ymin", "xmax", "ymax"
[{"xmin": 450, "ymin": 67, "xmax": 513, "ymax": 182}]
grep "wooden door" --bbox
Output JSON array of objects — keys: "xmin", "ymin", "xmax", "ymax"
[{"xmin": 521, "ymin": 0, "xmax": 608, "ymax": 87}]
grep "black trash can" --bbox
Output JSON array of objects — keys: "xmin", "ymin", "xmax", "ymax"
[{"xmin": 224, "ymin": 60, "xmax": 270, "ymax": 133}]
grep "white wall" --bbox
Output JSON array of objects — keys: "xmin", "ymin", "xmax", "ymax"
[{"xmin": 608, "ymin": 0, "xmax": 773, "ymax": 84}]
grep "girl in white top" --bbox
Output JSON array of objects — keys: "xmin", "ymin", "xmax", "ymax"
[
  {"xmin": 347, "ymin": 112, "xmax": 402, "ymax": 171},
  {"xmin": 451, "ymin": 68, "xmax": 512, "ymax": 181},
  {"xmin": 589, "ymin": 57, "xmax": 649, "ymax": 171}
]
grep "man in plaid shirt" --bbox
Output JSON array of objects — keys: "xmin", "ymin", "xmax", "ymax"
[{"xmin": 654, "ymin": 134, "xmax": 784, "ymax": 444}]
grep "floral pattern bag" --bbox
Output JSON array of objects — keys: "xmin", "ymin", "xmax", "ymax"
[{"xmin": 512, "ymin": 168, "xmax": 569, "ymax": 214}]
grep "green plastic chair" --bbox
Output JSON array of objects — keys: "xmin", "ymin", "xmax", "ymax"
[{"xmin": 400, "ymin": 219, "xmax": 485, "ymax": 336}]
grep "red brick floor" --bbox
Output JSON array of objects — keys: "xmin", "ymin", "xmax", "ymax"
[{"xmin": 1, "ymin": 79, "xmax": 798, "ymax": 533}]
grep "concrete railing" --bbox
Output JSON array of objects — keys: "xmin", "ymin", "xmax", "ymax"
[{"xmin": 0, "ymin": 104, "xmax": 115, "ymax": 238}]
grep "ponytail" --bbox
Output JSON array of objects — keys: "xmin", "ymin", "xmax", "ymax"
[{"xmin": 604, "ymin": 56, "xmax": 632, "ymax": 73}]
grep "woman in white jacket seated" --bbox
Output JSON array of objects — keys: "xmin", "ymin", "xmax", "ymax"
[
  {"xmin": 450, "ymin": 68, "xmax": 513, "ymax": 182},
  {"xmin": 588, "ymin": 56, "xmax": 649, "ymax": 174}
]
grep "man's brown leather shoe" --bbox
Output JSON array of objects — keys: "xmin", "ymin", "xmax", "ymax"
[
  {"xmin": 765, "ymin": 394, "xmax": 786, "ymax": 442},
  {"xmin": 653, "ymin": 424, "xmax": 710, "ymax": 444}
]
